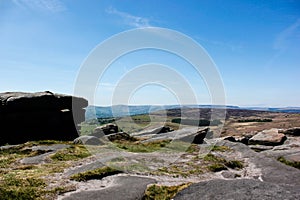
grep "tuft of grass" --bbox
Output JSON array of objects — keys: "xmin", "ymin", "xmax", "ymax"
[
  {"xmin": 211, "ymin": 145, "xmax": 232, "ymax": 152},
  {"xmin": 50, "ymin": 145, "xmax": 91, "ymax": 161},
  {"xmin": 114, "ymin": 140, "xmax": 171, "ymax": 153},
  {"xmin": 70, "ymin": 166, "xmax": 122, "ymax": 182},
  {"xmin": 278, "ymin": 157, "xmax": 300, "ymax": 170},
  {"xmin": 207, "ymin": 163, "xmax": 227, "ymax": 172},
  {"xmin": 143, "ymin": 183, "xmax": 191, "ymax": 200},
  {"xmin": 204, "ymin": 153, "xmax": 244, "ymax": 172},
  {"xmin": 225, "ymin": 160, "xmax": 244, "ymax": 169}
]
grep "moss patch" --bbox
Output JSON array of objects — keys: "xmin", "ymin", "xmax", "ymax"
[
  {"xmin": 70, "ymin": 166, "xmax": 122, "ymax": 182},
  {"xmin": 50, "ymin": 145, "xmax": 91, "ymax": 161},
  {"xmin": 278, "ymin": 157, "xmax": 300, "ymax": 170},
  {"xmin": 143, "ymin": 183, "xmax": 191, "ymax": 200},
  {"xmin": 114, "ymin": 140, "xmax": 171, "ymax": 153}
]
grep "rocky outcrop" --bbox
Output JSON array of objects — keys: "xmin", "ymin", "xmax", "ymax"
[
  {"xmin": 0, "ymin": 91, "xmax": 88, "ymax": 145},
  {"xmin": 248, "ymin": 128, "xmax": 287, "ymax": 146}
]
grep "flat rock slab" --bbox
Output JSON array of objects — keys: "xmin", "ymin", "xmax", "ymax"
[
  {"xmin": 64, "ymin": 160, "xmax": 105, "ymax": 177},
  {"xmin": 249, "ymin": 129, "xmax": 287, "ymax": 146},
  {"xmin": 20, "ymin": 144, "xmax": 70, "ymax": 165},
  {"xmin": 174, "ymin": 179, "xmax": 300, "ymax": 200},
  {"xmin": 61, "ymin": 175, "xmax": 156, "ymax": 200}
]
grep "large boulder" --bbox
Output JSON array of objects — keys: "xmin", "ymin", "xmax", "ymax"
[
  {"xmin": 179, "ymin": 128, "xmax": 210, "ymax": 144},
  {"xmin": 248, "ymin": 129, "xmax": 287, "ymax": 146},
  {"xmin": 174, "ymin": 179, "xmax": 300, "ymax": 200},
  {"xmin": 0, "ymin": 91, "xmax": 88, "ymax": 145}
]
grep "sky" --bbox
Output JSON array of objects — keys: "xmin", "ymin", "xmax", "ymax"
[{"xmin": 0, "ymin": 0, "xmax": 299, "ymax": 107}]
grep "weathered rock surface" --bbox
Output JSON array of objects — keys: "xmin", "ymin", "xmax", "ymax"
[
  {"xmin": 132, "ymin": 126, "xmax": 174, "ymax": 137},
  {"xmin": 60, "ymin": 175, "xmax": 156, "ymax": 200},
  {"xmin": 248, "ymin": 128, "xmax": 287, "ymax": 146},
  {"xmin": 142, "ymin": 127, "xmax": 210, "ymax": 144},
  {"xmin": 174, "ymin": 179, "xmax": 300, "ymax": 200},
  {"xmin": 73, "ymin": 136, "xmax": 103, "ymax": 145},
  {"xmin": 0, "ymin": 91, "xmax": 88, "ymax": 145}
]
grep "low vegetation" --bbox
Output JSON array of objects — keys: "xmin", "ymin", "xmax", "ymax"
[
  {"xmin": 70, "ymin": 166, "xmax": 122, "ymax": 182},
  {"xmin": 171, "ymin": 118, "xmax": 222, "ymax": 126},
  {"xmin": 204, "ymin": 153, "xmax": 243, "ymax": 172},
  {"xmin": 143, "ymin": 183, "xmax": 191, "ymax": 200},
  {"xmin": 277, "ymin": 157, "xmax": 300, "ymax": 170},
  {"xmin": 114, "ymin": 140, "xmax": 171, "ymax": 153},
  {"xmin": 50, "ymin": 145, "xmax": 91, "ymax": 161},
  {"xmin": 237, "ymin": 118, "xmax": 272, "ymax": 123}
]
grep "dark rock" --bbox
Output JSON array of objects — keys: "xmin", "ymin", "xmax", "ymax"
[
  {"xmin": 61, "ymin": 176, "xmax": 156, "ymax": 200},
  {"xmin": 91, "ymin": 123, "xmax": 118, "ymax": 137},
  {"xmin": 249, "ymin": 129, "xmax": 287, "ymax": 146},
  {"xmin": 74, "ymin": 136, "xmax": 103, "ymax": 145},
  {"xmin": 0, "ymin": 91, "xmax": 88, "ymax": 145},
  {"xmin": 107, "ymin": 132, "xmax": 135, "ymax": 142},
  {"xmin": 174, "ymin": 179, "xmax": 300, "ymax": 200},
  {"xmin": 282, "ymin": 127, "xmax": 300, "ymax": 136},
  {"xmin": 223, "ymin": 136, "xmax": 236, "ymax": 142},
  {"xmin": 180, "ymin": 128, "xmax": 209, "ymax": 144}
]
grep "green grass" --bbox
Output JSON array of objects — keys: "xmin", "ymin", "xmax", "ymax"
[
  {"xmin": 211, "ymin": 145, "xmax": 232, "ymax": 152},
  {"xmin": 70, "ymin": 166, "xmax": 122, "ymax": 181},
  {"xmin": 204, "ymin": 153, "xmax": 244, "ymax": 172},
  {"xmin": 143, "ymin": 183, "xmax": 191, "ymax": 200},
  {"xmin": 114, "ymin": 140, "xmax": 171, "ymax": 153},
  {"xmin": 278, "ymin": 156, "xmax": 300, "ymax": 170},
  {"xmin": 0, "ymin": 173, "xmax": 46, "ymax": 200}
]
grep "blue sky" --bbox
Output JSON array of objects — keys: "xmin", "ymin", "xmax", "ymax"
[{"xmin": 0, "ymin": 0, "xmax": 299, "ymax": 106}]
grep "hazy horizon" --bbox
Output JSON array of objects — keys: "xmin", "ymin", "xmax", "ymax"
[{"xmin": 1, "ymin": 1, "xmax": 299, "ymax": 107}]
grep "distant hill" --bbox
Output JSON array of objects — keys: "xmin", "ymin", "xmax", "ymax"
[{"xmin": 85, "ymin": 105, "xmax": 300, "ymax": 120}]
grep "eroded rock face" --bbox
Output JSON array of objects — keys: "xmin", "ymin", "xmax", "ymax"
[
  {"xmin": 248, "ymin": 128, "xmax": 287, "ymax": 146},
  {"xmin": 0, "ymin": 91, "xmax": 88, "ymax": 145}
]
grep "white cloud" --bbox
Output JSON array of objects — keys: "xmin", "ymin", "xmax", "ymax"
[
  {"xmin": 12, "ymin": 0, "xmax": 66, "ymax": 12},
  {"xmin": 106, "ymin": 6, "xmax": 151, "ymax": 28},
  {"xmin": 274, "ymin": 18, "xmax": 300, "ymax": 51}
]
